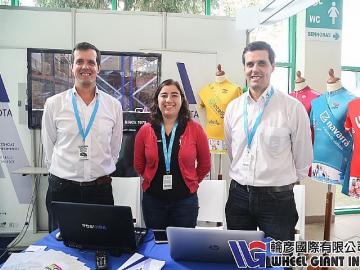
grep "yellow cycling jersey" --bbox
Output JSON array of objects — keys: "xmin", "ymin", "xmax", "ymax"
[{"xmin": 199, "ymin": 79, "xmax": 242, "ymax": 140}]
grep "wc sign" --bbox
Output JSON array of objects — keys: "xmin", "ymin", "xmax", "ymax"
[{"xmin": 306, "ymin": 0, "xmax": 343, "ymax": 42}]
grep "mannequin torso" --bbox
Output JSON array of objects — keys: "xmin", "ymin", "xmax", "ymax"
[
  {"xmin": 198, "ymin": 65, "xmax": 242, "ymax": 141},
  {"xmin": 290, "ymin": 71, "xmax": 320, "ymax": 114},
  {"xmin": 343, "ymin": 98, "xmax": 360, "ymax": 198},
  {"xmin": 293, "ymin": 81, "xmax": 306, "ymax": 92},
  {"xmin": 310, "ymin": 69, "xmax": 355, "ymax": 184}
]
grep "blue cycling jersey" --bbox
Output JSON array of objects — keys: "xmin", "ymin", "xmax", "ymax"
[{"xmin": 310, "ymin": 88, "xmax": 355, "ymax": 185}]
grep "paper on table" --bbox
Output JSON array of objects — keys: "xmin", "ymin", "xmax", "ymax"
[
  {"xmin": 124, "ymin": 258, "xmax": 165, "ymax": 270},
  {"xmin": 0, "ymin": 250, "xmax": 90, "ymax": 270},
  {"xmin": 118, "ymin": 252, "xmax": 144, "ymax": 270},
  {"xmin": 25, "ymin": 245, "xmax": 47, "ymax": 252}
]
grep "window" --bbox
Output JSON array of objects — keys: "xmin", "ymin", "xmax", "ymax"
[
  {"xmin": 341, "ymin": 0, "xmax": 360, "ymax": 96},
  {"xmin": 249, "ymin": 16, "xmax": 296, "ymax": 93},
  {"xmin": 0, "ymin": 0, "xmax": 11, "ymax": 5}
]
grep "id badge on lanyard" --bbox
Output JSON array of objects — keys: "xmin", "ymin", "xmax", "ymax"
[
  {"xmin": 163, "ymin": 174, "xmax": 173, "ymax": 190},
  {"xmin": 72, "ymin": 92, "xmax": 99, "ymax": 161},
  {"xmin": 161, "ymin": 122, "xmax": 178, "ymax": 191},
  {"xmin": 78, "ymin": 143, "xmax": 89, "ymax": 160},
  {"xmin": 241, "ymin": 148, "xmax": 252, "ymax": 170},
  {"xmin": 243, "ymin": 88, "xmax": 273, "ymax": 169}
]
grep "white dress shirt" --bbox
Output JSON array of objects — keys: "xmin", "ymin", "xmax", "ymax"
[
  {"xmin": 224, "ymin": 86, "xmax": 312, "ymax": 186},
  {"xmin": 41, "ymin": 87, "xmax": 123, "ymax": 182}
]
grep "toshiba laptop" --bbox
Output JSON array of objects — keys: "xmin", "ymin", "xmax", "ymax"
[
  {"xmin": 166, "ymin": 227, "xmax": 264, "ymax": 263},
  {"xmin": 52, "ymin": 202, "xmax": 147, "ymax": 253}
]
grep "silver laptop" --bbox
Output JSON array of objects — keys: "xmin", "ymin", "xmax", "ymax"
[{"xmin": 166, "ymin": 227, "xmax": 264, "ymax": 263}]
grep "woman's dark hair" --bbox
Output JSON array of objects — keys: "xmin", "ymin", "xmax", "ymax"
[{"xmin": 150, "ymin": 79, "xmax": 191, "ymax": 125}]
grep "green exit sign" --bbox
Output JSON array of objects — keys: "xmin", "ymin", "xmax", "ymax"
[{"xmin": 306, "ymin": 0, "xmax": 343, "ymax": 30}]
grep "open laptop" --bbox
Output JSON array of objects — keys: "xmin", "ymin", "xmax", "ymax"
[
  {"xmin": 166, "ymin": 227, "xmax": 264, "ymax": 263},
  {"xmin": 52, "ymin": 202, "xmax": 147, "ymax": 253}
]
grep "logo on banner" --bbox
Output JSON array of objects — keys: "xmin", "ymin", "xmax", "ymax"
[
  {"xmin": 0, "ymin": 74, "xmax": 12, "ymax": 118},
  {"xmin": 176, "ymin": 62, "xmax": 199, "ymax": 120},
  {"xmin": 0, "ymin": 75, "xmax": 10, "ymax": 103},
  {"xmin": 228, "ymin": 240, "xmax": 267, "ymax": 268}
]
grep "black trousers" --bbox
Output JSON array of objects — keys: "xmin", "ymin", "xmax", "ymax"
[
  {"xmin": 46, "ymin": 174, "xmax": 114, "ymax": 232},
  {"xmin": 225, "ymin": 180, "xmax": 298, "ymax": 241}
]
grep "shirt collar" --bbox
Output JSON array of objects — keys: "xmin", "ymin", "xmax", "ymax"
[
  {"xmin": 246, "ymin": 85, "xmax": 272, "ymax": 105},
  {"xmin": 71, "ymin": 86, "xmax": 99, "ymax": 100}
]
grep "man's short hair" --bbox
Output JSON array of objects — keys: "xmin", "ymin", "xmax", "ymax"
[
  {"xmin": 242, "ymin": 41, "xmax": 275, "ymax": 65},
  {"xmin": 71, "ymin": 42, "xmax": 101, "ymax": 66}
]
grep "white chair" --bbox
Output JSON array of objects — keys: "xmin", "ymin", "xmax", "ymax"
[
  {"xmin": 197, "ymin": 179, "xmax": 227, "ymax": 229},
  {"xmin": 112, "ymin": 177, "xmax": 143, "ymax": 227},
  {"xmin": 293, "ymin": 184, "xmax": 306, "ymax": 240}
]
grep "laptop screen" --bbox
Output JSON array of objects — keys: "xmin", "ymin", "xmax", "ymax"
[{"xmin": 52, "ymin": 202, "xmax": 138, "ymax": 252}]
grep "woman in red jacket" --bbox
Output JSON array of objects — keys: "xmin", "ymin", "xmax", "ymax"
[{"xmin": 134, "ymin": 79, "xmax": 211, "ymax": 229}]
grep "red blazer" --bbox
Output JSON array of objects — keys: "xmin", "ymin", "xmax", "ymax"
[{"xmin": 134, "ymin": 120, "xmax": 211, "ymax": 193}]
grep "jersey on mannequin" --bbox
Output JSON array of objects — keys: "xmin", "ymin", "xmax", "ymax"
[
  {"xmin": 290, "ymin": 71, "xmax": 320, "ymax": 115},
  {"xmin": 310, "ymin": 69, "xmax": 356, "ymax": 185},
  {"xmin": 342, "ymin": 97, "xmax": 360, "ymax": 199},
  {"xmin": 198, "ymin": 64, "xmax": 242, "ymax": 143},
  {"xmin": 290, "ymin": 71, "xmax": 319, "ymax": 177}
]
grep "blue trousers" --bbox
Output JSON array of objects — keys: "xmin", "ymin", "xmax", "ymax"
[
  {"xmin": 142, "ymin": 192, "xmax": 199, "ymax": 230},
  {"xmin": 225, "ymin": 180, "xmax": 298, "ymax": 241}
]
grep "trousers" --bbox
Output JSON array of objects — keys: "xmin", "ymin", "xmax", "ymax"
[{"xmin": 225, "ymin": 180, "xmax": 298, "ymax": 241}]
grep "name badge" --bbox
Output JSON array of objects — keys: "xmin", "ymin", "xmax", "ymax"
[
  {"xmin": 241, "ymin": 150, "xmax": 252, "ymax": 169},
  {"xmin": 163, "ymin": 174, "xmax": 173, "ymax": 190},
  {"xmin": 79, "ymin": 145, "xmax": 89, "ymax": 160}
]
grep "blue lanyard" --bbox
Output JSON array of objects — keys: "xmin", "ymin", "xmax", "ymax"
[
  {"xmin": 161, "ymin": 122, "xmax": 178, "ymax": 174},
  {"xmin": 243, "ymin": 88, "xmax": 274, "ymax": 149},
  {"xmin": 71, "ymin": 92, "xmax": 99, "ymax": 142}
]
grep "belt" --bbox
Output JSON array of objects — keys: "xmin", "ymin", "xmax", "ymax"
[
  {"xmin": 230, "ymin": 180, "xmax": 294, "ymax": 193},
  {"xmin": 51, "ymin": 174, "xmax": 112, "ymax": 187},
  {"xmin": 70, "ymin": 176, "xmax": 112, "ymax": 187}
]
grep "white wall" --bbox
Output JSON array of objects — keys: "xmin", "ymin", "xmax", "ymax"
[
  {"xmin": 75, "ymin": 11, "xmax": 163, "ymax": 51},
  {"xmin": 0, "ymin": 8, "xmax": 72, "ymax": 49}
]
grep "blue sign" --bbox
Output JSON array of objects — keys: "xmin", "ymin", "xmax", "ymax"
[{"xmin": 306, "ymin": 0, "xmax": 343, "ymax": 30}]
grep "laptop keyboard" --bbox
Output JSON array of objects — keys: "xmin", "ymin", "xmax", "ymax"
[{"xmin": 134, "ymin": 227, "xmax": 148, "ymax": 246}]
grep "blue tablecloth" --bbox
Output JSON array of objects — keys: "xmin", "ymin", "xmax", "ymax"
[{"xmin": 33, "ymin": 230, "xmax": 282, "ymax": 270}]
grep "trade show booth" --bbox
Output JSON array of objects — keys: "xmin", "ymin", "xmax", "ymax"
[{"xmin": 1, "ymin": 1, "xmax": 359, "ymax": 269}]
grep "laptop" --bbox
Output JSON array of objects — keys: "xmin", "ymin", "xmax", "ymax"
[
  {"xmin": 52, "ymin": 202, "xmax": 147, "ymax": 253},
  {"xmin": 166, "ymin": 227, "xmax": 264, "ymax": 263}
]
